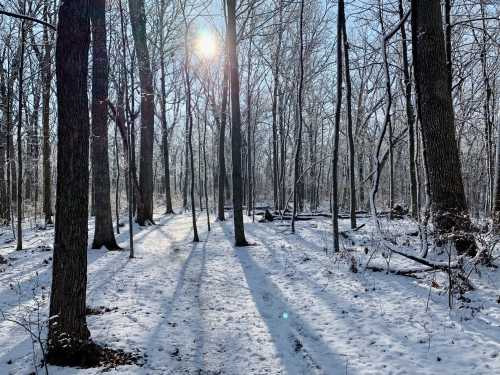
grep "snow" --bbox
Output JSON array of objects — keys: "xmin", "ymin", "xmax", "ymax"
[{"xmin": 0, "ymin": 210, "xmax": 499, "ymax": 374}]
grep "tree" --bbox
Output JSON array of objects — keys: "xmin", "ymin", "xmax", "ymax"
[
  {"xmin": 331, "ymin": 0, "xmax": 344, "ymax": 253},
  {"xmin": 159, "ymin": 0, "xmax": 174, "ymax": 215},
  {"xmin": 90, "ymin": 0, "xmax": 120, "ymax": 250},
  {"xmin": 226, "ymin": 0, "xmax": 248, "ymax": 246},
  {"xmin": 398, "ymin": 0, "xmax": 417, "ymax": 219},
  {"xmin": 129, "ymin": 0, "xmax": 155, "ymax": 225},
  {"xmin": 411, "ymin": 0, "xmax": 475, "ymax": 255},
  {"xmin": 16, "ymin": 16, "xmax": 25, "ymax": 251},
  {"xmin": 291, "ymin": 0, "xmax": 305, "ymax": 234},
  {"xmin": 342, "ymin": 11, "xmax": 356, "ymax": 230},
  {"xmin": 48, "ymin": 0, "xmax": 91, "ymax": 361},
  {"xmin": 217, "ymin": 50, "xmax": 229, "ymax": 221},
  {"xmin": 41, "ymin": 2, "xmax": 54, "ymax": 225}
]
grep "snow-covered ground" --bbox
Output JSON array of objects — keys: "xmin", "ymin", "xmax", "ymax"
[{"xmin": 0, "ymin": 210, "xmax": 499, "ymax": 374}]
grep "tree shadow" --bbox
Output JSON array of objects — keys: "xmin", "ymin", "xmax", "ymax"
[{"xmin": 218, "ymin": 223, "xmax": 346, "ymax": 374}]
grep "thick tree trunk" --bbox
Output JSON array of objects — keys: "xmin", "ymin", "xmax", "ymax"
[
  {"xmin": 411, "ymin": 0, "xmax": 475, "ymax": 256},
  {"xmin": 90, "ymin": 0, "xmax": 120, "ymax": 250},
  {"xmin": 48, "ymin": 1, "xmax": 91, "ymax": 361},
  {"xmin": 129, "ymin": 0, "xmax": 154, "ymax": 225},
  {"xmin": 226, "ymin": 0, "xmax": 248, "ymax": 246}
]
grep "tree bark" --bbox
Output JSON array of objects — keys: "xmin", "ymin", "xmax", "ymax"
[
  {"xmin": 411, "ymin": 0, "xmax": 475, "ymax": 255},
  {"xmin": 90, "ymin": 0, "xmax": 120, "ymax": 250},
  {"xmin": 48, "ymin": 0, "xmax": 91, "ymax": 360},
  {"xmin": 271, "ymin": 2, "xmax": 282, "ymax": 211},
  {"xmin": 331, "ymin": 0, "xmax": 344, "ymax": 252},
  {"xmin": 16, "ymin": 20, "xmax": 25, "ymax": 251},
  {"xmin": 342, "ymin": 18, "xmax": 357, "ymax": 230},
  {"xmin": 159, "ymin": 0, "xmax": 174, "ymax": 215},
  {"xmin": 226, "ymin": 0, "xmax": 248, "ymax": 246},
  {"xmin": 41, "ymin": 2, "xmax": 53, "ymax": 226},
  {"xmin": 217, "ymin": 53, "xmax": 229, "ymax": 221},
  {"xmin": 398, "ymin": 0, "xmax": 417, "ymax": 219},
  {"xmin": 129, "ymin": 0, "xmax": 154, "ymax": 225}
]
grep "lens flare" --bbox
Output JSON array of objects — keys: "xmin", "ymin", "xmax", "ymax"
[{"xmin": 195, "ymin": 30, "xmax": 218, "ymax": 60}]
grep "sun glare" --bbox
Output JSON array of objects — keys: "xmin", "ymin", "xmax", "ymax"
[{"xmin": 195, "ymin": 31, "xmax": 218, "ymax": 60}]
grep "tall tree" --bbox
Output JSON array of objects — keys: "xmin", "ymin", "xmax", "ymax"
[
  {"xmin": 90, "ymin": 0, "xmax": 120, "ymax": 250},
  {"xmin": 226, "ymin": 0, "xmax": 248, "ymax": 246},
  {"xmin": 331, "ymin": 0, "xmax": 344, "ymax": 252},
  {"xmin": 217, "ymin": 51, "xmax": 229, "ymax": 221},
  {"xmin": 342, "ymin": 14, "xmax": 356, "ymax": 230},
  {"xmin": 41, "ymin": 2, "xmax": 53, "ymax": 225},
  {"xmin": 411, "ymin": 0, "xmax": 475, "ymax": 255},
  {"xmin": 271, "ymin": 0, "xmax": 283, "ymax": 211},
  {"xmin": 48, "ymin": 0, "xmax": 91, "ymax": 360},
  {"xmin": 291, "ymin": 0, "xmax": 305, "ymax": 234},
  {"xmin": 159, "ymin": 0, "xmax": 174, "ymax": 215},
  {"xmin": 16, "ymin": 16, "xmax": 25, "ymax": 251},
  {"xmin": 129, "ymin": 0, "xmax": 154, "ymax": 225},
  {"xmin": 398, "ymin": 0, "xmax": 417, "ymax": 219}
]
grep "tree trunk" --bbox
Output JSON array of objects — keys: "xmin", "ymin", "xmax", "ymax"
[
  {"xmin": 217, "ymin": 54, "xmax": 229, "ymax": 221},
  {"xmin": 271, "ymin": 5, "xmax": 282, "ymax": 211},
  {"xmin": 411, "ymin": 0, "xmax": 475, "ymax": 256},
  {"xmin": 292, "ymin": 0, "xmax": 305, "ymax": 234},
  {"xmin": 203, "ymin": 99, "xmax": 211, "ymax": 231},
  {"xmin": 331, "ymin": 0, "xmax": 344, "ymax": 252},
  {"xmin": 399, "ymin": 0, "xmax": 417, "ymax": 219},
  {"xmin": 48, "ymin": 1, "xmax": 91, "ymax": 361},
  {"xmin": 342, "ymin": 18, "xmax": 357, "ymax": 230},
  {"xmin": 16, "ymin": 20, "xmax": 25, "ymax": 251},
  {"xmin": 90, "ymin": 0, "xmax": 120, "ymax": 250},
  {"xmin": 129, "ymin": 0, "xmax": 154, "ymax": 225},
  {"xmin": 246, "ymin": 33, "xmax": 253, "ymax": 217},
  {"xmin": 159, "ymin": 0, "xmax": 174, "ymax": 215},
  {"xmin": 226, "ymin": 0, "xmax": 248, "ymax": 246}
]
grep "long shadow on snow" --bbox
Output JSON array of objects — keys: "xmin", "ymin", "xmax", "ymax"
[
  {"xmin": 219, "ymin": 223, "xmax": 346, "ymax": 375},
  {"xmin": 141, "ymin": 230, "xmax": 209, "ymax": 370},
  {"xmin": 246, "ymin": 222, "xmax": 464, "ymax": 365}
]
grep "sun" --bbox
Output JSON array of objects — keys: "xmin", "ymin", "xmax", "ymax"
[{"xmin": 194, "ymin": 30, "xmax": 219, "ymax": 60}]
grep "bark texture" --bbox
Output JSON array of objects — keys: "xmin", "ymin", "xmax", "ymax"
[
  {"xmin": 129, "ymin": 0, "xmax": 154, "ymax": 225},
  {"xmin": 227, "ymin": 0, "xmax": 248, "ymax": 246},
  {"xmin": 91, "ymin": 0, "xmax": 120, "ymax": 250},
  {"xmin": 411, "ymin": 0, "xmax": 475, "ymax": 255},
  {"xmin": 48, "ymin": 0, "xmax": 91, "ymax": 360}
]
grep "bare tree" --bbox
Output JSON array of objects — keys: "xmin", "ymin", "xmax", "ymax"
[
  {"xmin": 48, "ymin": 0, "xmax": 91, "ymax": 361},
  {"xmin": 411, "ymin": 0, "xmax": 475, "ymax": 255}
]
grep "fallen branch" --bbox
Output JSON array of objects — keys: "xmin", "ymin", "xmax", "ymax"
[{"xmin": 366, "ymin": 265, "xmax": 433, "ymax": 276}]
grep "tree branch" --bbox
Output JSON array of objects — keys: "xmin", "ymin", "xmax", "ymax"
[{"xmin": 0, "ymin": 10, "xmax": 56, "ymax": 30}]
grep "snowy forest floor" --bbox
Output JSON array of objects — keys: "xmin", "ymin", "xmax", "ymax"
[{"xmin": 0, "ymin": 209, "xmax": 499, "ymax": 374}]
